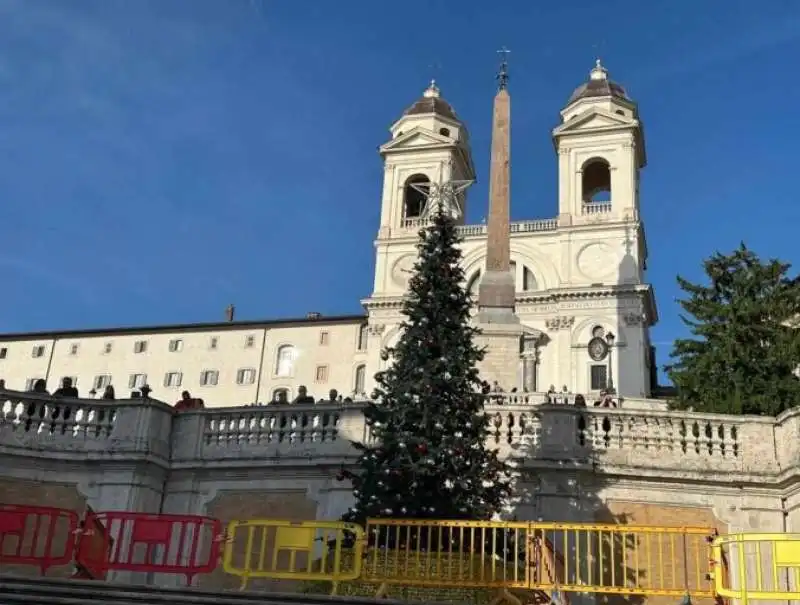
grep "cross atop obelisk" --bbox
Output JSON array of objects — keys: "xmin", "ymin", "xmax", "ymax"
[{"xmin": 477, "ymin": 48, "xmax": 518, "ymax": 324}]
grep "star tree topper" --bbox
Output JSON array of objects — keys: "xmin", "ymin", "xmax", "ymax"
[{"xmin": 410, "ymin": 175, "xmax": 473, "ymax": 221}]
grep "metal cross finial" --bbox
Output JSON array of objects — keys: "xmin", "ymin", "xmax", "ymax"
[{"xmin": 496, "ymin": 47, "xmax": 510, "ymax": 90}]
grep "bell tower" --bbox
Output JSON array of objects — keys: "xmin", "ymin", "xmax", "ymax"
[
  {"xmin": 371, "ymin": 81, "xmax": 475, "ymax": 298},
  {"xmin": 553, "ymin": 60, "xmax": 646, "ymax": 226}
]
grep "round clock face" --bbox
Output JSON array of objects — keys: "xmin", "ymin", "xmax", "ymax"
[
  {"xmin": 391, "ymin": 255, "xmax": 416, "ymax": 288},
  {"xmin": 588, "ymin": 336, "xmax": 609, "ymax": 361},
  {"xmin": 577, "ymin": 242, "xmax": 617, "ymax": 280}
]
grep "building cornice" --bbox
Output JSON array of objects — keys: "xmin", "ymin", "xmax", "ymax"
[
  {"xmin": 0, "ymin": 313, "xmax": 368, "ymax": 342},
  {"xmin": 363, "ymin": 284, "xmax": 656, "ymax": 320}
]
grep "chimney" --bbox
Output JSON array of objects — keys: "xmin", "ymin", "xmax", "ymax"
[
  {"xmin": 306, "ymin": 312, "xmax": 321, "ymax": 320},
  {"xmin": 225, "ymin": 304, "xmax": 235, "ymax": 322}
]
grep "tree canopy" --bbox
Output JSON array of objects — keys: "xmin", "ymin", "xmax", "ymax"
[
  {"xmin": 340, "ymin": 205, "xmax": 511, "ymax": 535},
  {"xmin": 666, "ymin": 243, "xmax": 800, "ymax": 415}
]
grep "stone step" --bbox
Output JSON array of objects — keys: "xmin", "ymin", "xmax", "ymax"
[{"xmin": 0, "ymin": 575, "xmax": 402, "ymax": 605}]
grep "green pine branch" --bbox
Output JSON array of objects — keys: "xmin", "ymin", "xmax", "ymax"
[{"xmin": 665, "ymin": 243, "xmax": 800, "ymax": 415}]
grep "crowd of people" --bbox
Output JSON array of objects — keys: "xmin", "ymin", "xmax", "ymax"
[
  {"xmin": 482, "ymin": 380, "xmax": 619, "ymax": 408},
  {"xmin": 0, "ymin": 376, "xmax": 198, "ymax": 412},
  {"xmin": 0, "ymin": 377, "xmax": 617, "ymax": 410}
]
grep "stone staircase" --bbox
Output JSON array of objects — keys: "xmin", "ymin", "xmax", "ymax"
[{"xmin": 0, "ymin": 575, "xmax": 406, "ymax": 605}]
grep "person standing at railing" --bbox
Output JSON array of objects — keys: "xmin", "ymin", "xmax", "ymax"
[
  {"xmin": 292, "ymin": 385, "xmax": 315, "ymax": 404},
  {"xmin": 53, "ymin": 377, "xmax": 79, "ymax": 398},
  {"xmin": 29, "ymin": 378, "xmax": 49, "ymax": 395},
  {"xmin": 174, "ymin": 390, "xmax": 204, "ymax": 411}
]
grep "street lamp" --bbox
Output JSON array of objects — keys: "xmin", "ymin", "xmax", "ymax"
[{"xmin": 605, "ymin": 332, "xmax": 616, "ymax": 393}]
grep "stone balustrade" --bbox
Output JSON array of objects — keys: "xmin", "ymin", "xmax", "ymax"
[
  {"xmin": 399, "ymin": 218, "xmax": 558, "ymax": 236},
  {"xmin": 0, "ymin": 388, "xmax": 792, "ymax": 482}
]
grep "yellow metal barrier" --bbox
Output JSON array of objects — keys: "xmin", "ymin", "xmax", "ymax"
[
  {"xmin": 529, "ymin": 522, "xmax": 714, "ymax": 597},
  {"xmin": 363, "ymin": 518, "xmax": 532, "ymax": 589},
  {"xmin": 221, "ymin": 519, "xmax": 364, "ymax": 592},
  {"xmin": 363, "ymin": 518, "xmax": 716, "ymax": 600},
  {"xmin": 712, "ymin": 532, "xmax": 800, "ymax": 604}
]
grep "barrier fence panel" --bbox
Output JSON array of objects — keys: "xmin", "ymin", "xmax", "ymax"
[
  {"xmin": 362, "ymin": 519, "xmax": 533, "ymax": 589},
  {"xmin": 361, "ymin": 519, "xmax": 715, "ymax": 600},
  {"xmin": 528, "ymin": 522, "xmax": 715, "ymax": 598},
  {"xmin": 222, "ymin": 519, "xmax": 364, "ymax": 592},
  {"xmin": 0, "ymin": 504, "xmax": 78, "ymax": 574},
  {"xmin": 73, "ymin": 506, "xmax": 113, "ymax": 580},
  {"xmin": 712, "ymin": 532, "xmax": 800, "ymax": 603},
  {"xmin": 76, "ymin": 511, "xmax": 221, "ymax": 582}
]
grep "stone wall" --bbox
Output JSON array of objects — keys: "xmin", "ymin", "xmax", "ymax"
[{"xmin": 2, "ymin": 389, "xmax": 800, "ymax": 591}]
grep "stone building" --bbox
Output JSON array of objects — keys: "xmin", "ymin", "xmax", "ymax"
[{"xmin": 0, "ymin": 60, "xmax": 654, "ymax": 406}]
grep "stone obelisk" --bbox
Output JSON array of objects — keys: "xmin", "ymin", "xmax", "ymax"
[{"xmin": 475, "ymin": 50, "xmax": 523, "ymax": 389}]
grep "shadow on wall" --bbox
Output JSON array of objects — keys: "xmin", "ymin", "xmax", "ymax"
[
  {"xmin": 502, "ymin": 406, "xmax": 645, "ymax": 605},
  {"xmin": 502, "ymin": 405, "xmax": 712, "ymax": 605},
  {"xmin": 616, "ymin": 225, "xmax": 649, "ymax": 397}
]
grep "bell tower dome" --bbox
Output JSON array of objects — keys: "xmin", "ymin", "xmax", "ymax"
[
  {"xmin": 374, "ymin": 81, "xmax": 475, "ymax": 242},
  {"xmin": 553, "ymin": 60, "xmax": 647, "ymax": 226}
]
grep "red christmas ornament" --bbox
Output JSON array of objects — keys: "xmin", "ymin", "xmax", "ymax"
[{"xmin": 416, "ymin": 443, "xmax": 428, "ymax": 454}]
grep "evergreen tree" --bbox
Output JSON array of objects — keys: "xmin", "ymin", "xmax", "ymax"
[
  {"xmin": 340, "ymin": 205, "xmax": 511, "ymax": 537},
  {"xmin": 666, "ymin": 243, "xmax": 800, "ymax": 415}
]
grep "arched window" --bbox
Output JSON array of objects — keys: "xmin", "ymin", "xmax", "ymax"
[
  {"xmin": 271, "ymin": 387, "xmax": 290, "ymax": 402},
  {"xmin": 467, "ymin": 263, "xmax": 538, "ymax": 297},
  {"xmin": 467, "ymin": 270, "xmax": 481, "ymax": 299},
  {"xmin": 522, "ymin": 266, "xmax": 537, "ymax": 291},
  {"xmin": 581, "ymin": 158, "xmax": 611, "ymax": 203},
  {"xmin": 275, "ymin": 345, "xmax": 296, "ymax": 377},
  {"xmin": 357, "ymin": 323, "xmax": 368, "ymax": 351},
  {"xmin": 354, "ymin": 364, "xmax": 366, "ymax": 396},
  {"xmin": 403, "ymin": 174, "xmax": 430, "ymax": 219}
]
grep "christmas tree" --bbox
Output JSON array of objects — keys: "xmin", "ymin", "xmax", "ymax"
[
  {"xmin": 666, "ymin": 243, "xmax": 800, "ymax": 415},
  {"xmin": 340, "ymin": 200, "xmax": 512, "ymax": 544}
]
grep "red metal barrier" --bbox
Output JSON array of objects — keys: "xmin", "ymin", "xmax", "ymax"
[
  {"xmin": 76, "ymin": 511, "xmax": 222, "ymax": 581},
  {"xmin": 0, "ymin": 504, "xmax": 78, "ymax": 574},
  {"xmin": 73, "ymin": 506, "xmax": 112, "ymax": 580}
]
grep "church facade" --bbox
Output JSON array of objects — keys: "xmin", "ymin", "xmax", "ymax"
[{"xmin": 0, "ymin": 61, "xmax": 657, "ymax": 407}]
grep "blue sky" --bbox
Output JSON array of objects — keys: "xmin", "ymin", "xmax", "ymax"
[{"xmin": 1, "ymin": 0, "xmax": 799, "ymax": 376}]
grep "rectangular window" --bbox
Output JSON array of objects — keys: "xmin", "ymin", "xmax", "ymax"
[
  {"xmin": 354, "ymin": 364, "xmax": 366, "ymax": 395},
  {"xmin": 0, "ymin": 347, "xmax": 7, "ymax": 359},
  {"xmin": 357, "ymin": 324, "xmax": 368, "ymax": 351},
  {"xmin": 134, "ymin": 340, "xmax": 148, "ymax": 354},
  {"xmin": 209, "ymin": 336, "xmax": 219, "ymax": 350},
  {"xmin": 93, "ymin": 374, "xmax": 112, "ymax": 390},
  {"xmin": 25, "ymin": 377, "xmax": 43, "ymax": 391},
  {"xmin": 200, "ymin": 370, "xmax": 219, "ymax": 386},
  {"xmin": 69, "ymin": 343, "xmax": 79, "ymax": 356},
  {"xmin": 315, "ymin": 365, "xmax": 329, "ymax": 383},
  {"xmin": 31, "ymin": 345, "xmax": 46, "ymax": 359},
  {"xmin": 128, "ymin": 373, "xmax": 147, "ymax": 389},
  {"xmin": 236, "ymin": 368, "xmax": 256, "ymax": 385},
  {"xmin": 319, "ymin": 331, "xmax": 329, "ymax": 346},
  {"xmin": 168, "ymin": 339, "xmax": 183, "ymax": 352},
  {"xmin": 163, "ymin": 372, "xmax": 183, "ymax": 388},
  {"xmin": 590, "ymin": 365, "xmax": 608, "ymax": 390},
  {"xmin": 103, "ymin": 342, "xmax": 113, "ymax": 354},
  {"xmin": 244, "ymin": 335, "xmax": 255, "ymax": 348}
]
